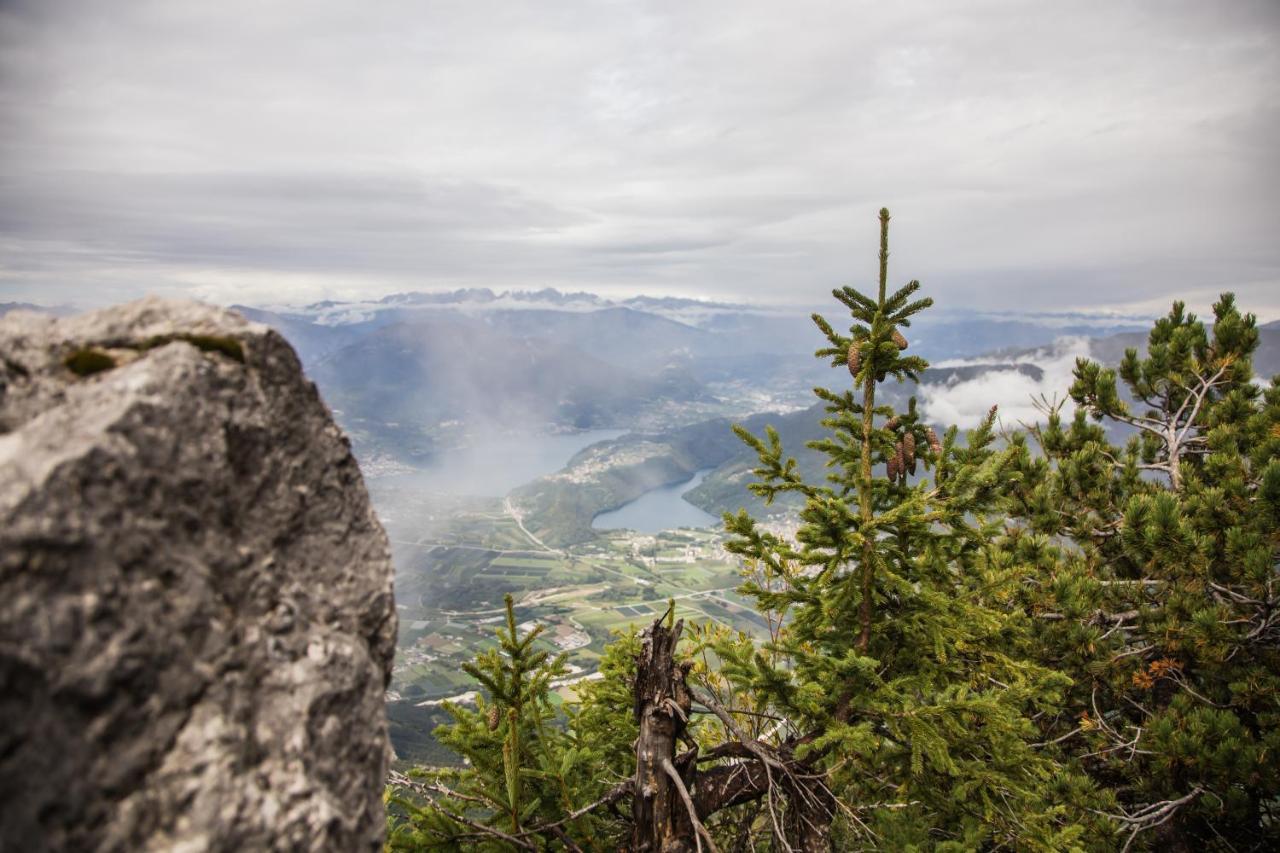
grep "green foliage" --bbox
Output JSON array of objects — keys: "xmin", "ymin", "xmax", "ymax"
[
  {"xmin": 386, "ymin": 596, "xmax": 635, "ymax": 850},
  {"xmin": 1004, "ymin": 294, "xmax": 1280, "ymax": 849},
  {"xmin": 568, "ymin": 627, "xmax": 641, "ymax": 790},
  {"xmin": 63, "ymin": 347, "xmax": 116, "ymax": 376},
  {"xmin": 719, "ymin": 209, "xmax": 1099, "ymax": 849},
  {"xmin": 386, "ymin": 216, "xmax": 1277, "ymax": 851}
]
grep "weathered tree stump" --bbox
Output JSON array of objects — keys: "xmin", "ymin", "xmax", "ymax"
[{"xmin": 632, "ymin": 617, "xmax": 696, "ymax": 852}]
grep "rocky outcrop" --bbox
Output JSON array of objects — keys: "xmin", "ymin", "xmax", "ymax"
[{"xmin": 0, "ymin": 299, "xmax": 397, "ymax": 852}]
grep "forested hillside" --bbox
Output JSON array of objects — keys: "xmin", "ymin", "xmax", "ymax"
[{"xmin": 511, "ymin": 329, "xmax": 1280, "ymax": 547}]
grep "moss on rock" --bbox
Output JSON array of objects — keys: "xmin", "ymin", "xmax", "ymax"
[
  {"xmin": 63, "ymin": 348, "xmax": 117, "ymax": 377},
  {"xmin": 137, "ymin": 334, "xmax": 245, "ymax": 363}
]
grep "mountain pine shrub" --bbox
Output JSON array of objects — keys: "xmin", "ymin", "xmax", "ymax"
[{"xmin": 1002, "ymin": 294, "xmax": 1280, "ymax": 850}]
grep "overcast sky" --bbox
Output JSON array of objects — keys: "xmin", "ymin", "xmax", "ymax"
[{"xmin": 2, "ymin": 0, "xmax": 1277, "ymax": 317}]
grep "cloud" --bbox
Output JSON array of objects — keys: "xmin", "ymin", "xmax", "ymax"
[
  {"xmin": 920, "ymin": 338, "xmax": 1092, "ymax": 428},
  {"xmin": 1, "ymin": 0, "xmax": 1277, "ymax": 314}
]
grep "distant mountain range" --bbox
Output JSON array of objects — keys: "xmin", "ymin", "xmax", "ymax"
[
  {"xmin": 228, "ymin": 289, "xmax": 1167, "ymax": 466},
  {"xmin": 251, "ymin": 287, "xmax": 754, "ymax": 328},
  {"xmin": 0, "ymin": 302, "xmax": 76, "ymax": 318},
  {"xmin": 15, "ymin": 288, "xmax": 1274, "ymax": 484},
  {"xmin": 226, "ymin": 287, "xmax": 1164, "ymax": 365}
]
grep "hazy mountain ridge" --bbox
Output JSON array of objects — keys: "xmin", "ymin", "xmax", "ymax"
[
  {"xmin": 226, "ymin": 289, "xmax": 1166, "ymax": 467},
  {"xmin": 10, "ymin": 291, "xmax": 1241, "ymax": 482},
  {"xmin": 265, "ymin": 287, "xmax": 757, "ymax": 331},
  {"xmin": 241, "ymin": 287, "xmax": 1160, "ymax": 365},
  {"xmin": 0, "ymin": 302, "xmax": 77, "ymax": 318},
  {"xmin": 311, "ymin": 313, "xmax": 714, "ymax": 466}
]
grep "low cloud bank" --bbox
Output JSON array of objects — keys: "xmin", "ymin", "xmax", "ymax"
[{"xmin": 920, "ymin": 338, "xmax": 1092, "ymax": 429}]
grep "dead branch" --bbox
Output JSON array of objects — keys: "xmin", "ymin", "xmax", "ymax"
[{"xmin": 663, "ymin": 758, "xmax": 723, "ymax": 853}]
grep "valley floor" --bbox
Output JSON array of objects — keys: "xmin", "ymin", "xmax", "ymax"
[{"xmin": 383, "ymin": 493, "xmax": 768, "ymax": 710}]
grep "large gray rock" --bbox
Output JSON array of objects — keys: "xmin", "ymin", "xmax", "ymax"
[{"xmin": 0, "ymin": 299, "xmax": 397, "ymax": 852}]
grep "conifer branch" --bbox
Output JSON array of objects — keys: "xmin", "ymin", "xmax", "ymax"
[{"xmin": 1095, "ymin": 786, "xmax": 1205, "ymax": 853}]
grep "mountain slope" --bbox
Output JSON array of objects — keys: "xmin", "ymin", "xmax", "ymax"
[
  {"xmin": 312, "ymin": 314, "xmax": 712, "ymax": 464},
  {"xmin": 513, "ymin": 322, "xmax": 1280, "ymax": 543},
  {"xmin": 510, "ymin": 406, "xmax": 829, "ymax": 546}
]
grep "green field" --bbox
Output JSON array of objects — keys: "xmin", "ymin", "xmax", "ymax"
[
  {"xmin": 387, "ymin": 496, "xmax": 760, "ymax": 714},
  {"xmin": 489, "ymin": 556, "xmax": 558, "ymax": 569}
]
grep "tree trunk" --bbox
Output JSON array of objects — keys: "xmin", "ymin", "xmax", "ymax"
[
  {"xmin": 632, "ymin": 617, "xmax": 696, "ymax": 852},
  {"xmin": 630, "ymin": 617, "xmax": 832, "ymax": 852}
]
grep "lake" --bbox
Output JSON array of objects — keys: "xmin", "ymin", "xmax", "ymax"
[
  {"xmin": 373, "ymin": 428, "xmax": 625, "ymax": 496},
  {"xmin": 592, "ymin": 469, "xmax": 718, "ymax": 533}
]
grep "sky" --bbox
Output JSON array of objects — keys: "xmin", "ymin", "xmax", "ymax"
[{"xmin": 1, "ymin": 0, "xmax": 1277, "ymax": 317}]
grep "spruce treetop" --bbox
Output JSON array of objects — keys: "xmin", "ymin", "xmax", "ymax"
[{"xmin": 720, "ymin": 208, "xmax": 1091, "ymax": 849}]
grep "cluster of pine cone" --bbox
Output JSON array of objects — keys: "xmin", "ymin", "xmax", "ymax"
[
  {"xmin": 843, "ymin": 329, "xmax": 946, "ymax": 484},
  {"xmin": 885, "ymin": 420, "xmax": 942, "ymax": 484},
  {"xmin": 846, "ymin": 328, "xmax": 909, "ymax": 381}
]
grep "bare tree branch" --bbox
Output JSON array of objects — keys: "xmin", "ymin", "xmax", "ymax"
[{"xmin": 663, "ymin": 758, "xmax": 722, "ymax": 853}]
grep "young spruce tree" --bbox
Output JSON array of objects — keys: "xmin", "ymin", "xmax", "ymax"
[
  {"xmin": 715, "ymin": 208, "xmax": 1095, "ymax": 849},
  {"xmin": 386, "ymin": 594, "xmax": 633, "ymax": 850}
]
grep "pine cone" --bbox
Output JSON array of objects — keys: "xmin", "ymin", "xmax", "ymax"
[
  {"xmin": 891, "ymin": 329, "xmax": 908, "ymax": 350},
  {"xmin": 886, "ymin": 453, "xmax": 899, "ymax": 481},
  {"xmin": 885, "ymin": 416, "xmax": 900, "ymax": 431},
  {"xmin": 487, "ymin": 705, "xmax": 500, "ymax": 731},
  {"xmin": 876, "ymin": 371, "xmax": 886, "ymax": 382},
  {"xmin": 894, "ymin": 442, "xmax": 905, "ymax": 481},
  {"xmin": 903, "ymin": 432, "xmax": 916, "ymax": 468},
  {"xmin": 846, "ymin": 343, "xmax": 860, "ymax": 378},
  {"xmin": 926, "ymin": 427, "xmax": 941, "ymax": 454},
  {"xmin": 988, "ymin": 404, "xmax": 998, "ymax": 421}
]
